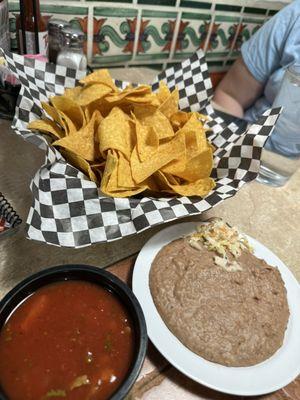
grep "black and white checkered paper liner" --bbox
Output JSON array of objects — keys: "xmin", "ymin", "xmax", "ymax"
[{"xmin": 4, "ymin": 50, "xmax": 281, "ymax": 248}]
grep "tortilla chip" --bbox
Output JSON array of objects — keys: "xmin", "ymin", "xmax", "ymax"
[
  {"xmin": 28, "ymin": 118, "xmax": 64, "ymax": 139},
  {"xmin": 134, "ymin": 116, "xmax": 159, "ymax": 162},
  {"xmin": 169, "ymin": 111, "xmax": 189, "ymax": 131},
  {"xmin": 162, "ymin": 113, "xmax": 211, "ymax": 176},
  {"xmin": 50, "ymin": 96, "xmax": 85, "ymax": 130},
  {"xmin": 42, "ymin": 102, "xmax": 63, "ymax": 127},
  {"xmin": 156, "ymin": 82, "xmax": 171, "ymax": 104},
  {"xmin": 134, "ymin": 106, "xmax": 174, "ymax": 139},
  {"xmin": 98, "ymin": 107, "xmax": 135, "ymax": 159},
  {"xmin": 167, "ymin": 148, "xmax": 213, "ymax": 182},
  {"xmin": 156, "ymin": 171, "xmax": 215, "ymax": 197},
  {"xmin": 159, "ymin": 88, "xmax": 179, "ymax": 118},
  {"xmin": 90, "ymin": 161, "xmax": 105, "ymax": 182},
  {"xmin": 170, "ymin": 178, "xmax": 215, "ymax": 197},
  {"xmin": 105, "ymin": 85, "xmax": 159, "ymax": 107},
  {"xmin": 59, "ymin": 148, "xmax": 98, "ymax": 183},
  {"xmin": 130, "ymin": 131, "xmax": 186, "ymax": 183},
  {"xmin": 53, "ymin": 112, "xmax": 99, "ymax": 161},
  {"xmin": 117, "ymin": 152, "xmax": 136, "ymax": 189},
  {"xmin": 80, "ymin": 69, "xmax": 118, "ymax": 91},
  {"xmin": 101, "ymin": 150, "xmax": 146, "ymax": 197},
  {"xmin": 76, "ymin": 84, "xmax": 113, "ymax": 106},
  {"xmin": 64, "ymin": 86, "xmax": 83, "ymax": 101}
]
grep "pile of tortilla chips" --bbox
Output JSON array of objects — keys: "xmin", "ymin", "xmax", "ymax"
[{"xmin": 28, "ymin": 69, "xmax": 215, "ymax": 198}]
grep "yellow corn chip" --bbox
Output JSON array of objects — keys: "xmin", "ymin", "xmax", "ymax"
[
  {"xmin": 50, "ymin": 96, "xmax": 85, "ymax": 130},
  {"xmin": 64, "ymin": 86, "xmax": 83, "ymax": 101},
  {"xmin": 28, "ymin": 118, "xmax": 64, "ymax": 139},
  {"xmin": 59, "ymin": 148, "xmax": 98, "ymax": 183},
  {"xmin": 101, "ymin": 150, "xmax": 146, "ymax": 197},
  {"xmin": 42, "ymin": 101, "xmax": 63, "ymax": 127},
  {"xmin": 169, "ymin": 111, "xmax": 189, "ymax": 131},
  {"xmin": 159, "ymin": 87, "xmax": 179, "ymax": 118},
  {"xmin": 134, "ymin": 106, "xmax": 174, "ymax": 139},
  {"xmin": 53, "ymin": 112, "xmax": 99, "ymax": 161},
  {"xmin": 156, "ymin": 82, "xmax": 171, "ymax": 104},
  {"xmin": 170, "ymin": 148, "xmax": 213, "ymax": 182},
  {"xmin": 76, "ymin": 84, "xmax": 113, "ymax": 106},
  {"xmin": 117, "ymin": 152, "xmax": 136, "ymax": 189},
  {"xmin": 130, "ymin": 131, "xmax": 186, "ymax": 183},
  {"xmin": 98, "ymin": 107, "xmax": 135, "ymax": 160},
  {"xmin": 80, "ymin": 69, "xmax": 118, "ymax": 91},
  {"xmin": 133, "ymin": 116, "xmax": 159, "ymax": 162},
  {"xmin": 156, "ymin": 171, "xmax": 215, "ymax": 197}
]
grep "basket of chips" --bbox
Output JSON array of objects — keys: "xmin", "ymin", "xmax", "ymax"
[{"xmin": 4, "ymin": 50, "xmax": 280, "ymax": 248}]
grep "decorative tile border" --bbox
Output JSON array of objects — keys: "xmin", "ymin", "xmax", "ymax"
[
  {"xmin": 8, "ymin": 0, "xmax": 289, "ymax": 72},
  {"xmin": 136, "ymin": 9, "xmax": 178, "ymax": 60},
  {"xmin": 174, "ymin": 12, "xmax": 211, "ymax": 58},
  {"xmin": 92, "ymin": 7, "xmax": 138, "ymax": 64}
]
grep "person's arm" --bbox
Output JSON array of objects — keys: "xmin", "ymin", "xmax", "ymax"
[
  {"xmin": 213, "ymin": 1, "xmax": 300, "ymax": 118},
  {"xmin": 213, "ymin": 57, "xmax": 264, "ymax": 118}
]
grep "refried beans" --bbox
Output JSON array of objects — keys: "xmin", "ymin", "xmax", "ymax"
[{"xmin": 150, "ymin": 237, "xmax": 289, "ymax": 367}]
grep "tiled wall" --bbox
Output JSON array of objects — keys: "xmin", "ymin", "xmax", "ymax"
[{"xmin": 8, "ymin": 0, "xmax": 290, "ymax": 72}]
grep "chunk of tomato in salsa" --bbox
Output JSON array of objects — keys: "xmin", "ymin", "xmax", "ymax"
[{"xmin": 0, "ymin": 281, "xmax": 135, "ymax": 400}]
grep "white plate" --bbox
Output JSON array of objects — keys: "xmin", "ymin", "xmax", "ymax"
[{"xmin": 132, "ymin": 222, "xmax": 300, "ymax": 396}]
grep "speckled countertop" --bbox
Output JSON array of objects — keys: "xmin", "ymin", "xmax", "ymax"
[{"xmin": 0, "ymin": 67, "xmax": 299, "ymax": 399}]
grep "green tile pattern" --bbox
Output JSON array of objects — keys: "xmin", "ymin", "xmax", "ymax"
[
  {"xmin": 92, "ymin": 8, "xmax": 138, "ymax": 62},
  {"xmin": 7, "ymin": 0, "xmax": 286, "ymax": 72},
  {"xmin": 135, "ymin": 9, "xmax": 177, "ymax": 58},
  {"xmin": 244, "ymin": 6, "xmax": 267, "ymax": 15},
  {"xmin": 180, "ymin": 1, "xmax": 212, "ymax": 10},
  {"xmin": 214, "ymin": 15, "xmax": 240, "ymax": 23},
  {"xmin": 94, "ymin": 7, "xmax": 137, "ymax": 17},
  {"xmin": 142, "ymin": 10, "xmax": 177, "ymax": 18},
  {"xmin": 40, "ymin": 5, "xmax": 88, "ymax": 15},
  {"xmin": 215, "ymin": 4, "xmax": 241, "ymax": 13},
  {"xmin": 175, "ymin": 12, "xmax": 211, "ymax": 55},
  {"xmin": 138, "ymin": 0, "xmax": 176, "ymax": 5}
]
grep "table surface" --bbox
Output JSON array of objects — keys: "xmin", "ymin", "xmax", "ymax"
[
  {"xmin": 0, "ymin": 67, "xmax": 300, "ymax": 399},
  {"xmin": 109, "ymin": 256, "xmax": 300, "ymax": 400}
]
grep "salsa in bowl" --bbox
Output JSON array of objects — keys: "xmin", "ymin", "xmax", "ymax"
[{"xmin": 0, "ymin": 265, "xmax": 147, "ymax": 400}]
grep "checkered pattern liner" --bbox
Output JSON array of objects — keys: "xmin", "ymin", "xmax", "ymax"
[{"xmin": 3, "ymin": 50, "xmax": 281, "ymax": 248}]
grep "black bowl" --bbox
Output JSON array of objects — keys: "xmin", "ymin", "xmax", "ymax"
[{"xmin": 0, "ymin": 264, "xmax": 148, "ymax": 400}]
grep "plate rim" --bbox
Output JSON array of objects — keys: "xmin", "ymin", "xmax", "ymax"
[{"xmin": 132, "ymin": 221, "xmax": 300, "ymax": 396}]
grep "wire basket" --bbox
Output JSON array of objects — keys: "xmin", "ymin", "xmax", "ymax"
[{"xmin": 0, "ymin": 192, "xmax": 22, "ymax": 236}]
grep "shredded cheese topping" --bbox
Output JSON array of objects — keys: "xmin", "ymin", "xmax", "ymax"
[{"xmin": 187, "ymin": 219, "xmax": 253, "ymax": 271}]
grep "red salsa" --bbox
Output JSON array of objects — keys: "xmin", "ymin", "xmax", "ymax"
[{"xmin": 0, "ymin": 281, "xmax": 135, "ymax": 400}]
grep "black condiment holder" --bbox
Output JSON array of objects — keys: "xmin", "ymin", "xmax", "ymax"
[{"xmin": 0, "ymin": 193, "xmax": 22, "ymax": 237}]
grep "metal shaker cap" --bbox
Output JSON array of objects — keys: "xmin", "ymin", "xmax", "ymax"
[
  {"xmin": 48, "ymin": 19, "xmax": 70, "ymax": 34},
  {"xmin": 61, "ymin": 27, "xmax": 85, "ymax": 43}
]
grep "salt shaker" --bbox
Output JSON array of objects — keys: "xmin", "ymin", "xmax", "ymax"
[
  {"xmin": 48, "ymin": 19, "xmax": 70, "ymax": 63},
  {"xmin": 56, "ymin": 27, "xmax": 87, "ymax": 71}
]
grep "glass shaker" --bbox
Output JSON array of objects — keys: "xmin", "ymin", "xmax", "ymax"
[
  {"xmin": 257, "ymin": 64, "xmax": 300, "ymax": 187},
  {"xmin": 56, "ymin": 27, "xmax": 87, "ymax": 71},
  {"xmin": 48, "ymin": 19, "xmax": 70, "ymax": 64}
]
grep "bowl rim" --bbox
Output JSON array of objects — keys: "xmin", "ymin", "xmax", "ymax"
[{"xmin": 0, "ymin": 264, "xmax": 148, "ymax": 400}]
